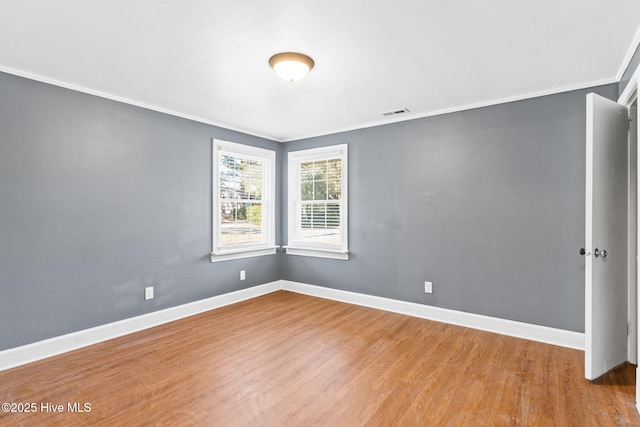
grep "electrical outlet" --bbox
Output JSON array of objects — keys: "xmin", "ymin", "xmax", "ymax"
[
  {"xmin": 424, "ymin": 281, "xmax": 432, "ymax": 294},
  {"xmin": 240, "ymin": 270, "xmax": 246, "ymax": 281},
  {"xmin": 144, "ymin": 286, "xmax": 154, "ymax": 300}
]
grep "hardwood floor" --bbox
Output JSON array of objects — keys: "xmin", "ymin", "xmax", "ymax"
[{"xmin": 1, "ymin": 290, "xmax": 638, "ymax": 426}]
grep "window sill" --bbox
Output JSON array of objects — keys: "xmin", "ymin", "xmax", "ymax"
[
  {"xmin": 284, "ymin": 246, "xmax": 349, "ymax": 260},
  {"xmin": 210, "ymin": 246, "xmax": 277, "ymax": 263}
]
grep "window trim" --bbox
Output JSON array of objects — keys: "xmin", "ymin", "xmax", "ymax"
[
  {"xmin": 211, "ymin": 139, "xmax": 276, "ymax": 262},
  {"xmin": 286, "ymin": 144, "xmax": 349, "ymax": 260}
]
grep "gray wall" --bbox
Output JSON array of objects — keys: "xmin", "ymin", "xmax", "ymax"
[
  {"xmin": 0, "ymin": 72, "xmax": 283, "ymax": 351},
  {"xmin": 282, "ymin": 84, "xmax": 618, "ymax": 333},
  {"xmin": 620, "ymin": 42, "xmax": 640, "ymax": 96},
  {"xmin": 0, "ymin": 68, "xmax": 622, "ymax": 351}
]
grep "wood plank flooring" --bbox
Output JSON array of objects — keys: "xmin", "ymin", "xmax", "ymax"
[{"xmin": 0, "ymin": 290, "xmax": 638, "ymax": 426}]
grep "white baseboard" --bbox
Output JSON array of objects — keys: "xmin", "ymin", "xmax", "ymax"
[
  {"xmin": 0, "ymin": 279, "xmax": 585, "ymax": 372},
  {"xmin": 281, "ymin": 281, "xmax": 585, "ymax": 351},
  {"xmin": 0, "ymin": 281, "xmax": 281, "ymax": 372}
]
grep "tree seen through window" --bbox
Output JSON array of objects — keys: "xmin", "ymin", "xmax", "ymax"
[{"xmin": 219, "ymin": 154, "xmax": 263, "ymax": 247}]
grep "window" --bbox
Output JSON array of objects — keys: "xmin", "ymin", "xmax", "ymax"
[
  {"xmin": 287, "ymin": 144, "xmax": 348, "ymax": 260},
  {"xmin": 212, "ymin": 139, "xmax": 276, "ymax": 262}
]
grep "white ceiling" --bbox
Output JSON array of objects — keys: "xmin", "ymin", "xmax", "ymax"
[{"xmin": 0, "ymin": 1, "xmax": 639, "ymax": 142}]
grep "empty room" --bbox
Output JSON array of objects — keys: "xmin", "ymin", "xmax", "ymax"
[{"xmin": 1, "ymin": 1, "xmax": 640, "ymax": 425}]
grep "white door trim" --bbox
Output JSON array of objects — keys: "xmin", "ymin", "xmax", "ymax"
[
  {"xmin": 628, "ymin": 97, "xmax": 638, "ymax": 365},
  {"xmin": 619, "ymin": 64, "xmax": 639, "ymax": 108},
  {"xmin": 618, "ymin": 67, "xmax": 639, "ymax": 408}
]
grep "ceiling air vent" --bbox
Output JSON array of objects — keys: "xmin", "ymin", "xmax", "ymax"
[{"xmin": 382, "ymin": 108, "xmax": 410, "ymax": 117}]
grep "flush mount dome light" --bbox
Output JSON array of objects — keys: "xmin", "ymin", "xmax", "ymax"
[{"xmin": 269, "ymin": 52, "xmax": 315, "ymax": 82}]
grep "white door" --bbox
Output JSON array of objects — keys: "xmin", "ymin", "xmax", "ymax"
[{"xmin": 585, "ymin": 93, "xmax": 629, "ymax": 380}]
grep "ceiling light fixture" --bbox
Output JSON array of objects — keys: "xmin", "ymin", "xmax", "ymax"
[{"xmin": 269, "ymin": 52, "xmax": 315, "ymax": 82}]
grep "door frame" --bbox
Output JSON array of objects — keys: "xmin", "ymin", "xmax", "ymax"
[{"xmin": 618, "ymin": 65, "xmax": 639, "ymax": 409}]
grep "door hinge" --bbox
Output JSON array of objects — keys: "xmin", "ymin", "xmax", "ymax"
[{"xmin": 628, "ymin": 323, "xmax": 633, "ymax": 336}]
